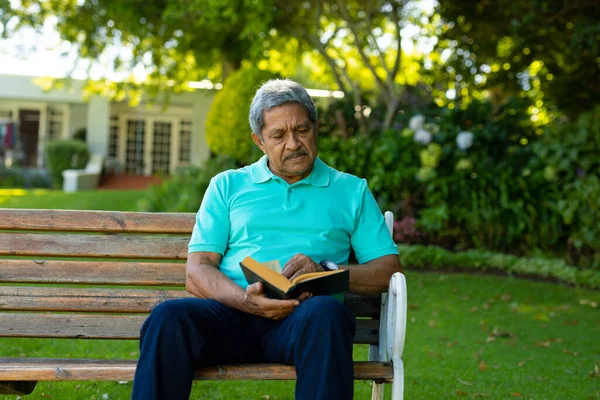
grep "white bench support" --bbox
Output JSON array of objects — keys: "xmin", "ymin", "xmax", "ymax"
[
  {"xmin": 62, "ymin": 154, "xmax": 104, "ymax": 192},
  {"xmin": 370, "ymin": 211, "xmax": 407, "ymax": 400}
]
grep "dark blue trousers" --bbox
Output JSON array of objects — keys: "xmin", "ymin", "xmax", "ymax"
[{"xmin": 131, "ymin": 296, "xmax": 356, "ymax": 400}]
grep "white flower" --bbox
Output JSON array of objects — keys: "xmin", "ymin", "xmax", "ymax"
[
  {"xmin": 456, "ymin": 131, "xmax": 474, "ymax": 150},
  {"xmin": 409, "ymin": 114, "xmax": 425, "ymax": 131},
  {"xmin": 414, "ymin": 129, "xmax": 432, "ymax": 145}
]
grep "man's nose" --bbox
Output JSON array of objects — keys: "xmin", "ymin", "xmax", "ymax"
[{"xmin": 285, "ymin": 133, "xmax": 301, "ymax": 149}]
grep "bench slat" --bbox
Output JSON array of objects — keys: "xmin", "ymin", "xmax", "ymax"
[
  {"xmin": 0, "ymin": 287, "xmax": 192, "ymax": 313},
  {"xmin": 0, "ymin": 233, "xmax": 188, "ymax": 259},
  {"xmin": 0, "ymin": 314, "xmax": 379, "ymax": 344},
  {"xmin": 0, "ymin": 260, "xmax": 186, "ymax": 286},
  {"xmin": 0, "ymin": 314, "xmax": 146, "ymax": 339},
  {"xmin": 0, "ymin": 285, "xmax": 380, "ymax": 317},
  {"xmin": 0, "ymin": 209, "xmax": 194, "ymax": 233},
  {"xmin": 0, "ymin": 359, "xmax": 393, "ymax": 382},
  {"xmin": 343, "ymin": 293, "xmax": 381, "ymax": 318}
]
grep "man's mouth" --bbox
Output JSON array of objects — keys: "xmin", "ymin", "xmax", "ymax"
[{"xmin": 284, "ymin": 152, "xmax": 307, "ymax": 161}]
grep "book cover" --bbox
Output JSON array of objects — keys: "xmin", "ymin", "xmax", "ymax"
[{"xmin": 239, "ymin": 256, "xmax": 350, "ymax": 299}]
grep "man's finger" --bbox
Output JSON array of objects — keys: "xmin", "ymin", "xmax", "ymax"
[
  {"xmin": 297, "ymin": 292, "xmax": 312, "ymax": 301},
  {"xmin": 282, "ymin": 263, "xmax": 300, "ymax": 278},
  {"xmin": 246, "ymin": 282, "xmax": 263, "ymax": 295}
]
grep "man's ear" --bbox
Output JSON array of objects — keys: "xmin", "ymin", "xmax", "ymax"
[
  {"xmin": 315, "ymin": 119, "xmax": 319, "ymax": 137},
  {"xmin": 251, "ymin": 133, "xmax": 265, "ymax": 153}
]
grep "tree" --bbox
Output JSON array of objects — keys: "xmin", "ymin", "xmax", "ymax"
[
  {"xmin": 1, "ymin": 0, "xmax": 432, "ymax": 132},
  {"xmin": 436, "ymin": 0, "xmax": 600, "ymax": 118}
]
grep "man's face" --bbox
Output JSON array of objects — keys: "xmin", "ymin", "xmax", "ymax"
[{"xmin": 252, "ymin": 102, "xmax": 318, "ymax": 184}]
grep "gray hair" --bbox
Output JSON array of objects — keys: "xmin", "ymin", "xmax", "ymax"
[{"xmin": 249, "ymin": 79, "xmax": 318, "ymax": 139}]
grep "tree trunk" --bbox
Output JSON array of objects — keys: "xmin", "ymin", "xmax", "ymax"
[{"xmin": 382, "ymin": 96, "xmax": 400, "ymax": 133}]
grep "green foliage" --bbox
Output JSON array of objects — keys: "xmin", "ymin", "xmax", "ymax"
[
  {"xmin": 205, "ymin": 67, "xmax": 278, "ymax": 164},
  {"xmin": 398, "ymin": 244, "xmax": 600, "ymax": 290},
  {"xmin": 44, "ymin": 140, "xmax": 89, "ymax": 187},
  {"xmin": 0, "ymin": 166, "xmax": 25, "ymax": 187},
  {"xmin": 436, "ymin": 0, "xmax": 600, "ymax": 117},
  {"xmin": 529, "ymin": 105, "xmax": 600, "ymax": 269},
  {"xmin": 319, "ymin": 96, "xmax": 598, "ymax": 270},
  {"xmin": 137, "ymin": 155, "xmax": 237, "ymax": 212},
  {"xmin": 0, "ymin": 167, "xmax": 52, "ymax": 188}
]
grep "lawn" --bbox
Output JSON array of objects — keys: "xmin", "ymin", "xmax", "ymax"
[
  {"xmin": 1, "ymin": 272, "xmax": 598, "ymax": 399},
  {"xmin": 0, "ymin": 188, "xmax": 148, "ymax": 211}
]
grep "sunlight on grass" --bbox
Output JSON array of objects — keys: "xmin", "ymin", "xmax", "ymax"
[
  {"xmin": 0, "ymin": 188, "xmax": 148, "ymax": 211},
  {"xmin": 0, "ymin": 188, "xmax": 51, "ymax": 205}
]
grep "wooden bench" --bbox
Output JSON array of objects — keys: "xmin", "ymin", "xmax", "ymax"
[{"xmin": 0, "ymin": 209, "xmax": 407, "ymax": 399}]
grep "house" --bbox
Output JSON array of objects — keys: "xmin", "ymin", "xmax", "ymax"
[
  {"xmin": 0, "ymin": 73, "xmax": 214, "ymax": 176},
  {"xmin": 0, "ymin": 74, "xmax": 343, "ymax": 179}
]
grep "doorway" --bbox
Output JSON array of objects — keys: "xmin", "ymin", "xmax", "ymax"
[{"xmin": 19, "ymin": 109, "xmax": 40, "ymax": 167}]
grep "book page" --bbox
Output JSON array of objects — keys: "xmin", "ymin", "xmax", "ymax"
[
  {"xmin": 291, "ymin": 269, "xmax": 345, "ymax": 285},
  {"xmin": 262, "ymin": 260, "xmax": 282, "ymax": 273}
]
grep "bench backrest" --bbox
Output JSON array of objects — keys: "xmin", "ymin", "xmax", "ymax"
[{"xmin": 0, "ymin": 209, "xmax": 381, "ymax": 344}]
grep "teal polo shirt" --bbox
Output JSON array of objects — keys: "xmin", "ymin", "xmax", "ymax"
[{"xmin": 188, "ymin": 155, "xmax": 398, "ymax": 289}]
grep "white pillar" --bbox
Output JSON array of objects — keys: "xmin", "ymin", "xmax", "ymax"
[
  {"xmin": 86, "ymin": 96, "xmax": 110, "ymax": 157},
  {"xmin": 191, "ymin": 92, "xmax": 214, "ymax": 166}
]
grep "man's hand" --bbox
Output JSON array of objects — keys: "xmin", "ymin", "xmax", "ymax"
[
  {"xmin": 281, "ymin": 253, "xmax": 322, "ymax": 282},
  {"xmin": 241, "ymin": 282, "xmax": 310, "ymax": 320}
]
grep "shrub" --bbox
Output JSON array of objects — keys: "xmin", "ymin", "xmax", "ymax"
[
  {"xmin": 0, "ymin": 166, "xmax": 26, "ymax": 188},
  {"xmin": 205, "ymin": 67, "xmax": 278, "ymax": 164},
  {"xmin": 0, "ymin": 165, "xmax": 52, "ymax": 188},
  {"xmin": 44, "ymin": 140, "xmax": 89, "ymax": 187},
  {"xmin": 137, "ymin": 155, "xmax": 238, "ymax": 212},
  {"xmin": 530, "ymin": 105, "xmax": 600, "ymax": 269},
  {"xmin": 318, "ymin": 95, "xmax": 600, "ymax": 269},
  {"xmin": 398, "ymin": 244, "xmax": 600, "ymax": 290}
]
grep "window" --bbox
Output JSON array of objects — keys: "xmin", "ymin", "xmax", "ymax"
[
  {"xmin": 179, "ymin": 119, "xmax": 192, "ymax": 164},
  {"xmin": 108, "ymin": 115, "xmax": 119, "ymax": 159},
  {"xmin": 47, "ymin": 107, "xmax": 63, "ymax": 140},
  {"xmin": 125, "ymin": 119, "xmax": 145, "ymax": 174},
  {"xmin": 152, "ymin": 121, "xmax": 171, "ymax": 174}
]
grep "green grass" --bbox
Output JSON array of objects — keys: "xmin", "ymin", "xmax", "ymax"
[
  {"xmin": 1, "ymin": 272, "xmax": 599, "ymax": 399},
  {"xmin": 0, "ymin": 188, "xmax": 148, "ymax": 211}
]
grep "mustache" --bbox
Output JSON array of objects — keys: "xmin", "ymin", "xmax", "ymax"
[{"xmin": 283, "ymin": 151, "xmax": 308, "ymax": 161}]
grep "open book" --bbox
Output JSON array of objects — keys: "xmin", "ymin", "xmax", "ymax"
[{"xmin": 240, "ymin": 256, "xmax": 349, "ymax": 299}]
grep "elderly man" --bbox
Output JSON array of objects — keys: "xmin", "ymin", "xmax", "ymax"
[{"xmin": 131, "ymin": 79, "xmax": 401, "ymax": 400}]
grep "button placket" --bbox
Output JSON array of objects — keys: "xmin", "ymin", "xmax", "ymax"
[{"xmin": 283, "ymin": 187, "xmax": 292, "ymax": 210}]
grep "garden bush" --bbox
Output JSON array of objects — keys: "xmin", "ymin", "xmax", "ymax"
[
  {"xmin": 205, "ymin": 67, "xmax": 278, "ymax": 165},
  {"xmin": 137, "ymin": 155, "xmax": 237, "ymax": 212},
  {"xmin": 44, "ymin": 140, "xmax": 89, "ymax": 187},
  {"xmin": 0, "ymin": 166, "xmax": 52, "ymax": 188},
  {"xmin": 317, "ymin": 95, "xmax": 598, "ymax": 272},
  {"xmin": 397, "ymin": 244, "xmax": 600, "ymax": 290},
  {"xmin": 529, "ymin": 105, "xmax": 600, "ymax": 270}
]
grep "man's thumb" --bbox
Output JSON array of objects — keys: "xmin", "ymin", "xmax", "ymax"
[{"xmin": 246, "ymin": 282, "xmax": 263, "ymax": 295}]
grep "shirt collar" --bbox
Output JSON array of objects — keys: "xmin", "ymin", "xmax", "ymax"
[{"xmin": 251, "ymin": 155, "xmax": 330, "ymax": 187}]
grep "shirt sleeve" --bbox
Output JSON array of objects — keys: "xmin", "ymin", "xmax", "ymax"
[
  {"xmin": 350, "ymin": 181, "xmax": 399, "ymax": 264},
  {"xmin": 188, "ymin": 176, "xmax": 230, "ymax": 255}
]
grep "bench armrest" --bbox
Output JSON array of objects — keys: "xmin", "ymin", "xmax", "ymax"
[{"xmin": 376, "ymin": 272, "xmax": 407, "ymax": 362}]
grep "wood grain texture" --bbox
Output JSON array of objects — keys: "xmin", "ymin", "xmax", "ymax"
[
  {"xmin": 0, "ymin": 209, "xmax": 195, "ymax": 233},
  {"xmin": 0, "ymin": 313, "xmax": 379, "ymax": 343},
  {"xmin": 0, "ymin": 287, "xmax": 380, "ymax": 318},
  {"xmin": 0, "ymin": 233, "xmax": 188, "ymax": 259},
  {"xmin": 0, "ymin": 259, "xmax": 186, "ymax": 286},
  {"xmin": 0, "ymin": 287, "xmax": 192, "ymax": 312},
  {"xmin": 0, "ymin": 359, "xmax": 393, "ymax": 382},
  {"xmin": 0, "ymin": 314, "xmax": 147, "ymax": 339}
]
